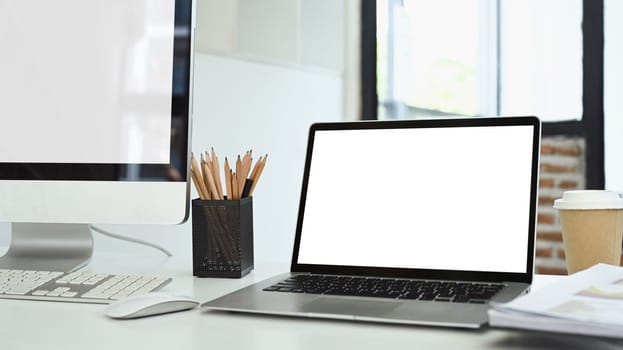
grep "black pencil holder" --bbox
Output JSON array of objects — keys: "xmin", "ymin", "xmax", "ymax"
[{"xmin": 192, "ymin": 197, "xmax": 254, "ymax": 278}]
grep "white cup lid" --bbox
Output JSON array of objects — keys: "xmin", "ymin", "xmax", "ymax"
[{"xmin": 553, "ymin": 190, "xmax": 623, "ymax": 210}]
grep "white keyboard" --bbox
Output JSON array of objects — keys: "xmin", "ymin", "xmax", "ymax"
[{"xmin": 0, "ymin": 269, "xmax": 171, "ymax": 304}]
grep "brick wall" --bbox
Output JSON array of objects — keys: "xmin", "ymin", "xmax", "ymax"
[{"xmin": 535, "ymin": 136, "xmax": 585, "ymax": 275}]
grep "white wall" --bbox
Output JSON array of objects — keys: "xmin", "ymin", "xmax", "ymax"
[
  {"xmin": 196, "ymin": 0, "xmax": 347, "ymax": 72},
  {"xmin": 195, "ymin": 0, "xmax": 361, "ymax": 121}
]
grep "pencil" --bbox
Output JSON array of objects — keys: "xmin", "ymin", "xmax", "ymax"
[
  {"xmin": 241, "ymin": 178, "xmax": 253, "ymax": 198},
  {"xmin": 235, "ymin": 155, "xmax": 242, "ymax": 198},
  {"xmin": 190, "ymin": 166, "xmax": 206, "ymax": 200},
  {"xmin": 249, "ymin": 155, "xmax": 263, "ymax": 183},
  {"xmin": 210, "ymin": 148, "xmax": 224, "ymax": 199},
  {"xmin": 224, "ymin": 157, "xmax": 233, "ymax": 200},
  {"xmin": 231, "ymin": 171, "xmax": 240, "ymax": 200},
  {"xmin": 249, "ymin": 154, "xmax": 267, "ymax": 196},
  {"xmin": 239, "ymin": 153, "xmax": 252, "ymax": 194},
  {"xmin": 202, "ymin": 154, "xmax": 219, "ymax": 200},
  {"xmin": 200, "ymin": 154, "xmax": 213, "ymax": 199},
  {"xmin": 245, "ymin": 151, "xmax": 253, "ymax": 173},
  {"xmin": 191, "ymin": 153, "xmax": 210, "ymax": 199}
]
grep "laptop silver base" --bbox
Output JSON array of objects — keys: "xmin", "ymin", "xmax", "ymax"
[{"xmin": 202, "ymin": 273, "xmax": 530, "ymax": 329}]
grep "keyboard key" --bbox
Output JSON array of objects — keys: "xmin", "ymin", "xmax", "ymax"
[
  {"xmin": 452, "ymin": 296, "xmax": 470, "ymax": 303},
  {"xmin": 468, "ymin": 299, "xmax": 487, "ymax": 304}
]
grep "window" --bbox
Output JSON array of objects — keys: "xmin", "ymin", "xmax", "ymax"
[
  {"xmin": 500, "ymin": 1, "xmax": 582, "ymax": 121},
  {"xmin": 376, "ymin": 0, "xmax": 582, "ymax": 121},
  {"xmin": 377, "ymin": 0, "xmax": 484, "ymax": 117},
  {"xmin": 362, "ymin": 0, "xmax": 604, "ymax": 188}
]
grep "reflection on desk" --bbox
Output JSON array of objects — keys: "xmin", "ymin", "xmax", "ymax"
[{"xmin": 0, "ymin": 252, "xmax": 621, "ymax": 350}]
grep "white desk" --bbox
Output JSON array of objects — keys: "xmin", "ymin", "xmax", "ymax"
[{"xmin": 1, "ymin": 252, "xmax": 621, "ymax": 350}]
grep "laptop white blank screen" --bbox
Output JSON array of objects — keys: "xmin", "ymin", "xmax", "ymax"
[{"xmin": 296, "ymin": 125, "xmax": 535, "ymax": 273}]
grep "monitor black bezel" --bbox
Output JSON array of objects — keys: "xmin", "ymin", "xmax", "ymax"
[
  {"xmin": 290, "ymin": 116, "xmax": 540, "ymax": 284},
  {"xmin": 0, "ymin": 0, "xmax": 193, "ymax": 182}
]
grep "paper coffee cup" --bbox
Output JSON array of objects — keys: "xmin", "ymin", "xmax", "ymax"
[{"xmin": 553, "ymin": 190, "xmax": 623, "ymax": 274}]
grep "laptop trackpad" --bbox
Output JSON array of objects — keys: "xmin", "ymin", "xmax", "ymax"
[{"xmin": 302, "ymin": 297, "xmax": 400, "ymax": 317}]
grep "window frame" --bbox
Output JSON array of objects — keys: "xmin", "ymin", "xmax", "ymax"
[{"xmin": 361, "ymin": 0, "xmax": 605, "ymax": 189}]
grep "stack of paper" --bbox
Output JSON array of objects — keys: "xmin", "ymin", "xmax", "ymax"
[{"xmin": 489, "ymin": 263, "xmax": 623, "ymax": 338}]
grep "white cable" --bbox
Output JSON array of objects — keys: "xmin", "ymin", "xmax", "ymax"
[{"xmin": 90, "ymin": 225, "xmax": 173, "ymax": 257}]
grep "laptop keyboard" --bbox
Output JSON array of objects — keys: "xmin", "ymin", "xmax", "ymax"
[{"xmin": 263, "ymin": 275, "xmax": 505, "ymax": 303}]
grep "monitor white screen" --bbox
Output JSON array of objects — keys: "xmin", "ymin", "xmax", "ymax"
[
  {"xmin": 0, "ymin": 0, "xmax": 192, "ymax": 224},
  {"xmin": 0, "ymin": 1, "xmax": 178, "ymax": 164}
]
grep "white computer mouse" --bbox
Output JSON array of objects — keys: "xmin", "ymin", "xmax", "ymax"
[{"xmin": 103, "ymin": 292, "xmax": 200, "ymax": 319}]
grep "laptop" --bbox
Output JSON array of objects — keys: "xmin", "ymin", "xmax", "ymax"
[{"xmin": 202, "ymin": 116, "xmax": 541, "ymax": 328}]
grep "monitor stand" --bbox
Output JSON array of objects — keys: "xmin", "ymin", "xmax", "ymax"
[{"xmin": 0, "ymin": 223, "xmax": 93, "ymax": 272}]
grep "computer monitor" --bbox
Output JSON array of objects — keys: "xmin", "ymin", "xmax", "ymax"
[{"xmin": 0, "ymin": 1, "xmax": 193, "ymax": 272}]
